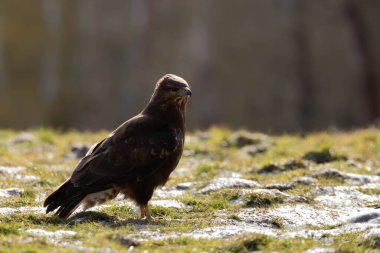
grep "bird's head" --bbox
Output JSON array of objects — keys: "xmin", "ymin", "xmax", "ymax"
[{"xmin": 150, "ymin": 74, "xmax": 192, "ymax": 110}]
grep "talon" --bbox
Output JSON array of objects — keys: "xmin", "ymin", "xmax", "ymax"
[{"xmin": 140, "ymin": 204, "xmax": 154, "ymax": 220}]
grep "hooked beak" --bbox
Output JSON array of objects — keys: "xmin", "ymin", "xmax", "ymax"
[{"xmin": 180, "ymin": 87, "xmax": 192, "ymax": 97}]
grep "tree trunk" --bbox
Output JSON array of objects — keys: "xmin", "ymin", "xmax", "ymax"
[
  {"xmin": 0, "ymin": 9, "xmax": 6, "ymax": 90},
  {"xmin": 41, "ymin": 0, "xmax": 62, "ymax": 104},
  {"xmin": 345, "ymin": 0, "xmax": 379, "ymax": 123},
  {"xmin": 294, "ymin": 0, "xmax": 315, "ymax": 130}
]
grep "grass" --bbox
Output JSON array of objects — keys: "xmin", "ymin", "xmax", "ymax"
[
  {"xmin": 0, "ymin": 127, "xmax": 380, "ymax": 252},
  {"xmin": 244, "ymin": 191, "xmax": 285, "ymax": 208}
]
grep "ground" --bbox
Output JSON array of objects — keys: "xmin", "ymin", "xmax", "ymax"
[{"xmin": 0, "ymin": 128, "xmax": 380, "ymax": 253}]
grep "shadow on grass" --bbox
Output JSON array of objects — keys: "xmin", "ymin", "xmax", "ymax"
[
  {"xmin": 67, "ymin": 211, "xmax": 165, "ymax": 227},
  {"xmin": 68, "ymin": 211, "xmax": 117, "ymax": 223},
  {"xmin": 29, "ymin": 215, "xmax": 66, "ymax": 225}
]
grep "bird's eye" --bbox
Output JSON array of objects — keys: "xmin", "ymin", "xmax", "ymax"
[{"xmin": 170, "ymin": 87, "xmax": 179, "ymax": 92}]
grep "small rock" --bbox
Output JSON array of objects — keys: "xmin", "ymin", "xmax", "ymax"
[
  {"xmin": 0, "ymin": 207, "xmax": 45, "ymax": 216},
  {"xmin": 284, "ymin": 160, "xmax": 307, "ymax": 170},
  {"xmin": 242, "ymin": 145, "xmax": 267, "ymax": 156},
  {"xmin": 0, "ymin": 166, "xmax": 26, "ymax": 175},
  {"xmin": 264, "ymin": 183, "xmax": 293, "ymax": 191},
  {"xmin": 311, "ymin": 168, "xmax": 378, "ymax": 185},
  {"xmin": 154, "ymin": 188, "xmax": 186, "ymax": 198},
  {"xmin": 175, "ymin": 182, "xmax": 195, "ymax": 190},
  {"xmin": 0, "ymin": 188, "xmax": 24, "ymax": 198},
  {"xmin": 303, "ymin": 247, "xmax": 335, "ymax": 253},
  {"xmin": 71, "ymin": 144, "xmax": 90, "ymax": 159},
  {"xmin": 11, "ymin": 132, "xmax": 37, "ymax": 144},
  {"xmin": 198, "ymin": 132, "xmax": 212, "ymax": 141},
  {"xmin": 264, "ymin": 177, "xmax": 316, "ymax": 191},
  {"xmin": 200, "ymin": 178, "xmax": 260, "ymax": 194},
  {"xmin": 303, "ymin": 148, "xmax": 344, "ymax": 164},
  {"xmin": 0, "ymin": 207, "xmax": 19, "ymax": 215},
  {"xmin": 113, "ymin": 235, "xmax": 140, "ymax": 247},
  {"xmin": 349, "ymin": 211, "xmax": 380, "ymax": 223},
  {"xmin": 262, "ymin": 203, "xmax": 346, "ymax": 227},
  {"xmin": 312, "ymin": 186, "xmax": 378, "ymax": 208},
  {"xmin": 224, "ymin": 132, "xmax": 268, "ymax": 148},
  {"xmin": 290, "ymin": 176, "xmax": 318, "ymax": 187},
  {"xmin": 258, "ymin": 164, "xmax": 282, "ymax": 174},
  {"xmin": 14, "ymin": 174, "xmax": 38, "ymax": 182},
  {"xmin": 258, "ymin": 160, "xmax": 306, "ymax": 174},
  {"xmin": 311, "ymin": 168, "xmax": 347, "ymax": 181},
  {"xmin": 26, "ymin": 229, "xmax": 76, "ymax": 238},
  {"xmin": 370, "ymin": 218, "xmax": 380, "ymax": 224},
  {"xmin": 154, "ymin": 182, "xmax": 199, "ymax": 198},
  {"xmin": 150, "ymin": 200, "xmax": 189, "ymax": 209}
]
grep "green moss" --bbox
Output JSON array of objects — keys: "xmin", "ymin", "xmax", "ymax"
[
  {"xmin": 303, "ymin": 148, "xmax": 345, "ymax": 164},
  {"xmin": 244, "ymin": 192, "xmax": 285, "ymax": 208},
  {"xmin": 227, "ymin": 234, "xmax": 272, "ymax": 252},
  {"xmin": 358, "ymin": 188, "xmax": 380, "ymax": 195},
  {"xmin": 332, "ymin": 232, "xmax": 372, "ymax": 253},
  {"xmin": 194, "ymin": 163, "xmax": 219, "ymax": 179},
  {"xmin": 271, "ymin": 217, "xmax": 285, "ymax": 229},
  {"xmin": 257, "ymin": 159, "xmax": 307, "ymax": 174},
  {"xmin": 0, "ymin": 224, "xmax": 19, "ymax": 235},
  {"xmin": 36, "ymin": 129, "xmax": 57, "ymax": 145},
  {"xmin": 228, "ymin": 214, "xmax": 241, "ymax": 221},
  {"xmin": 181, "ymin": 198, "xmax": 210, "ymax": 212}
]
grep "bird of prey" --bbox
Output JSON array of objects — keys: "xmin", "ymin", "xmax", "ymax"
[{"xmin": 44, "ymin": 74, "xmax": 192, "ymax": 220}]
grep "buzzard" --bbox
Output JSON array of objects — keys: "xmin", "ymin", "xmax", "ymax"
[{"xmin": 44, "ymin": 74, "xmax": 192, "ymax": 219}]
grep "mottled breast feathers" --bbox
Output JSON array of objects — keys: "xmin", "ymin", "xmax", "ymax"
[{"xmin": 70, "ymin": 115, "xmax": 183, "ymax": 190}]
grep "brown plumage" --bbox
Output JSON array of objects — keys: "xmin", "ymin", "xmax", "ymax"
[{"xmin": 44, "ymin": 74, "xmax": 191, "ymax": 219}]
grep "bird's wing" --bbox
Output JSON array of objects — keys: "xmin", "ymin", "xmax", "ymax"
[{"xmin": 70, "ymin": 115, "xmax": 180, "ymax": 191}]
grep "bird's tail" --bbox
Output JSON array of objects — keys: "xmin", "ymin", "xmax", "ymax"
[{"xmin": 44, "ymin": 180, "xmax": 86, "ymax": 219}]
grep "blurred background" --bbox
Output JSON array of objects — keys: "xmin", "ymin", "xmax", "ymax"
[{"xmin": 0, "ymin": 0, "xmax": 379, "ymax": 132}]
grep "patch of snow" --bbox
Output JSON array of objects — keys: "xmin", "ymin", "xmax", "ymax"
[
  {"xmin": 138, "ymin": 225, "xmax": 278, "ymax": 240},
  {"xmin": 303, "ymin": 248, "xmax": 336, "ymax": 253},
  {"xmin": 348, "ymin": 210, "xmax": 380, "ymax": 223},
  {"xmin": 175, "ymin": 182, "xmax": 197, "ymax": 190},
  {"xmin": 311, "ymin": 168, "xmax": 380, "ymax": 185},
  {"xmin": 285, "ymin": 223, "xmax": 379, "ymax": 239},
  {"xmin": 200, "ymin": 178, "xmax": 260, "ymax": 194},
  {"xmin": 0, "ymin": 206, "xmax": 45, "ymax": 215},
  {"xmin": 240, "ymin": 204, "xmax": 345, "ymax": 228},
  {"xmin": 0, "ymin": 166, "xmax": 39, "ymax": 182},
  {"xmin": 26, "ymin": 229, "xmax": 76, "ymax": 238},
  {"xmin": 0, "ymin": 166, "xmax": 26, "ymax": 174},
  {"xmin": 10, "ymin": 132, "xmax": 38, "ymax": 144},
  {"xmin": 151, "ymin": 200, "xmax": 191, "ymax": 210},
  {"xmin": 0, "ymin": 188, "xmax": 24, "ymax": 198},
  {"xmin": 14, "ymin": 174, "xmax": 39, "ymax": 182},
  {"xmin": 154, "ymin": 189, "xmax": 187, "ymax": 198},
  {"xmin": 312, "ymin": 186, "xmax": 378, "ymax": 208}
]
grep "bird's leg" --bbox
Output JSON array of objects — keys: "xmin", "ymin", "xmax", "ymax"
[
  {"xmin": 140, "ymin": 205, "xmax": 146, "ymax": 219},
  {"xmin": 144, "ymin": 206, "xmax": 152, "ymax": 220},
  {"xmin": 139, "ymin": 204, "xmax": 153, "ymax": 220}
]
